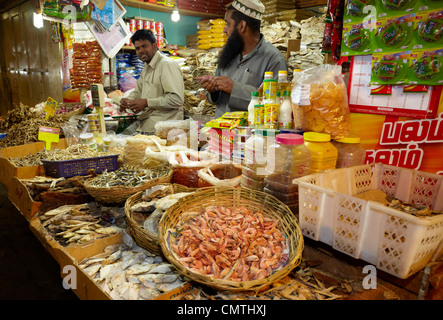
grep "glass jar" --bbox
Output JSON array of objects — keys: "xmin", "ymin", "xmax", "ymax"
[
  {"xmin": 332, "ymin": 134, "xmax": 366, "ymax": 168},
  {"xmin": 304, "ymin": 132, "xmax": 338, "ymax": 174},
  {"xmin": 241, "ymin": 129, "xmax": 279, "ymax": 191},
  {"xmin": 264, "ymin": 133, "xmax": 311, "ymax": 212}
]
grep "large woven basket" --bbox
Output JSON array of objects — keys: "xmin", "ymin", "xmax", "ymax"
[
  {"xmin": 158, "ymin": 186, "xmax": 304, "ymax": 292},
  {"xmin": 84, "ymin": 166, "xmax": 173, "ymax": 205},
  {"xmin": 125, "ymin": 184, "xmax": 196, "ymax": 255}
]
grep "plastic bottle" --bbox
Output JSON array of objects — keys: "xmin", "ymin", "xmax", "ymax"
[
  {"xmin": 247, "ymin": 91, "xmax": 260, "ymax": 126},
  {"xmin": 278, "ymin": 90, "xmax": 293, "ymax": 129},
  {"xmin": 264, "ymin": 133, "xmax": 311, "ymax": 212},
  {"xmin": 241, "ymin": 129, "xmax": 279, "ymax": 191},
  {"xmin": 277, "ymin": 70, "xmax": 290, "ymax": 101},
  {"xmin": 304, "ymin": 132, "xmax": 338, "ymax": 174},
  {"xmin": 258, "ymin": 71, "xmax": 274, "ymax": 99},
  {"xmin": 332, "ymin": 134, "xmax": 366, "ymax": 168}
]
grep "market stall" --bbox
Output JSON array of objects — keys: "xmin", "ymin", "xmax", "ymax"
[{"xmin": 0, "ymin": 0, "xmax": 442, "ymax": 303}]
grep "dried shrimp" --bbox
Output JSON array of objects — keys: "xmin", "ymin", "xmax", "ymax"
[{"xmin": 170, "ymin": 205, "xmax": 288, "ymax": 282}]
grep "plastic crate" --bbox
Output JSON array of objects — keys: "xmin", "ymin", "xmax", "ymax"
[
  {"xmin": 295, "ymin": 163, "xmax": 443, "ymax": 279},
  {"xmin": 42, "ymin": 154, "xmax": 119, "ymax": 178}
]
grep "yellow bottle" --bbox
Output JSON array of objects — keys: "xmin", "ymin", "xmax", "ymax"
[{"xmin": 277, "ymin": 70, "xmax": 290, "ymax": 101}]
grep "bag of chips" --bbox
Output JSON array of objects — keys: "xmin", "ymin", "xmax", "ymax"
[{"xmin": 291, "ymin": 64, "xmax": 352, "ymax": 139}]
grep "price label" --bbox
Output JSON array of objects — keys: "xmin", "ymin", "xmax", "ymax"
[
  {"xmin": 38, "ymin": 126, "xmax": 60, "ymax": 150},
  {"xmin": 44, "ymin": 97, "xmax": 58, "ymax": 120}
]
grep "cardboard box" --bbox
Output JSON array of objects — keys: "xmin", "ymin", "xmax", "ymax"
[
  {"xmin": 294, "ymin": 0, "xmax": 327, "ymax": 8},
  {"xmin": 64, "ymin": 232, "xmax": 194, "ymax": 300},
  {"xmin": 286, "ymin": 38, "xmax": 301, "ymax": 61},
  {"xmin": 8, "ymin": 177, "xmax": 43, "ymax": 221},
  {"xmin": 0, "ymin": 139, "xmax": 68, "ymax": 189}
]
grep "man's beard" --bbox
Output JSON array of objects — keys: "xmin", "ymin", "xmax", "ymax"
[{"xmin": 218, "ymin": 28, "xmax": 244, "ymax": 70}]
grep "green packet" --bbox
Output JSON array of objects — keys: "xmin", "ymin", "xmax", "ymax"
[
  {"xmin": 343, "ymin": 0, "xmax": 376, "ymax": 24},
  {"xmin": 413, "ymin": 9, "xmax": 443, "ymax": 49},
  {"xmin": 376, "ymin": 0, "xmax": 418, "ymax": 17},
  {"xmin": 407, "ymin": 48, "xmax": 443, "ymax": 85},
  {"xmin": 341, "ymin": 21, "xmax": 374, "ymax": 56},
  {"xmin": 417, "ymin": 0, "xmax": 443, "ymax": 11},
  {"xmin": 43, "ymin": 0, "xmax": 59, "ymax": 17},
  {"xmin": 370, "ymin": 51, "xmax": 410, "ymax": 85},
  {"xmin": 374, "ymin": 15, "xmax": 415, "ymax": 52}
]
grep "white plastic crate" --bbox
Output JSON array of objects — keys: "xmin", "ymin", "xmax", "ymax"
[{"xmin": 295, "ymin": 163, "xmax": 443, "ymax": 279}]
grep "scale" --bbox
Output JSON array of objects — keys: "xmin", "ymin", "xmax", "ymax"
[{"xmin": 90, "ymin": 83, "xmax": 106, "ymax": 134}]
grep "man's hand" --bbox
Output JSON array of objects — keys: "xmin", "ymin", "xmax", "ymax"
[
  {"xmin": 129, "ymin": 99, "xmax": 148, "ymax": 114},
  {"xmin": 197, "ymin": 75, "xmax": 217, "ymax": 93},
  {"xmin": 214, "ymin": 76, "xmax": 234, "ymax": 95},
  {"xmin": 120, "ymin": 98, "xmax": 130, "ymax": 109}
]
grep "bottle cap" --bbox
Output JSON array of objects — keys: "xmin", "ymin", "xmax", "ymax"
[
  {"xmin": 264, "ymin": 71, "xmax": 273, "ymax": 77},
  {"xmin": 278, "ymin": 70, "xmax": 288, "ymax": 76},
  {"xmin": 276, "ymin": 133, "xmax": 304, "ymax": 145},
  {"xmin": 304, "ymin": 132, "xmax": 331, "ymax": 142},
  {"xmin": 334, "ymin": 134, "xmax": 361, "ymax": 143}
]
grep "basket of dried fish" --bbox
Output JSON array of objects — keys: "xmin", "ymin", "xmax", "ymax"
[
  {"xmin": 84, "ymin": 165, "xmax": 173, "ymax": 205},
  {"xmin": 158, "ymin": 186, "xmax": 304, "ymax": 292},
  {"xmin": 125, "ymin": 184, "xmax": 196, "ymax": 254}
]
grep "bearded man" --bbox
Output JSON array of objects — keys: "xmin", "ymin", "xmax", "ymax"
[{"xmin": 198, "ymin": 0, "xmax": 288, "ymax": 118}]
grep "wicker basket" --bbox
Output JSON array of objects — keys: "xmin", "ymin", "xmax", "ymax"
[
  {"xmin": 84, "ymin": 166, "xmax": 173, "ymax": 205},
  {"xmin": 158, "ymin": 186, "xmax": 304, "ymax": 292},
  {"xmin": 125, "ymin": 184, "xmax": 196, "ymax": 255}
]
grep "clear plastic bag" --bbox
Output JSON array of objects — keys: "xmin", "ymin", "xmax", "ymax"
[{"xmin": 291, "ymin": 64, "xmax": 352, "ymax": 139}]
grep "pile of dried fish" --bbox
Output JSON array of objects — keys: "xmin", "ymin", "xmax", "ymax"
[
  {"xmin": 0, "ymin": 117, "xmax": 66, "ymax": 148},
  {"xmin": 130, "ymin": 184, "xmax": 193, "ymax": 237},
  {"xmin": 8, "ymin": 144, "xmax": 113, "ymax": 167},
  {"xmin": 354, "ymin": 189, "xmax": 441, "ymax": 217},
  {"xmin": 78, "ymin": 232, "xmax": 188, "ymax": 300},
  {"xmin": 181, "ymin": 262, "xmax": 343, "ymax": 300},
  {"xmin": 40, "ymin": 203, "xmax": 124, "ymax": 246},
  {"xmin": 0, "ymin": 103, "xmax": 34, "ymax": 131},
  {"xmin": 87, "ymin": 165, "xmax": 170, "ymax": 188}
]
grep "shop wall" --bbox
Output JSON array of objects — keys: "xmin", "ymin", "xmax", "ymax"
[
  {"xmin": 0, "ymin": 0, "xmax": 63, "ymax": 115},
  {"xmin": 124, "ymin": 7, "xmax": 203, "ymax": 46}
]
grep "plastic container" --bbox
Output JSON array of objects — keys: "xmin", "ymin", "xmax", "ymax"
[
  {"xmin": 42, "ymin": 155, "xmax": 119, "ymax": 178},
  {"xmin": 304, "ymin": 132, "xmax": 338, "ymax": 174},
  {"xmin": 241, "ymin": 129, "xmax": 279, "ymax": 191},
  {"xmin": 79, "ymin": 133, "xmax": 94, "ymax": 144},
  {"xmin": 295, "ymin": 163, "xmax": 443, "ymax": 279},
  {"xmin": 247, "ymin": 91, "xmax": 260, "ymax": 126},
  {"xmin": 278, "ymin": 90, "xmax": 292, "ymax": 129},
  {"xmin": 277, "ymin": 70, "xmax": 290, "ymax": 100},
  {"xmin": 264, "ymin": 133, "xmax": 311, "ymax": 212},
  {"xmin": 332, "ymin": 134, "xmax": 366, "ymax": 168}
]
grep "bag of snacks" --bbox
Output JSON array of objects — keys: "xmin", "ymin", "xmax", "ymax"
[{"xmin": 291, "ymin": 64, "xmax": 352, "ymax": 139}]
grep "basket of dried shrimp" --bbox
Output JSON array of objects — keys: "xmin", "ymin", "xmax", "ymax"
[
  {"xmin": 125, "ymin": 183, "xmax": 196, "ymax": 254},
  {"xmin": 84, "ymin": 165, "xmax": 173, "ymax": 205},
  {"xmin": 158, "ymin": 186, "xmax": 304, "ymax": 292}
]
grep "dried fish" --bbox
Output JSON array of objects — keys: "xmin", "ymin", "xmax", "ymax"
[
  {"xmin": 78, "ymin": 235, "xmax": 188, "ymax": 300},
  {"xmin": 87, "ymin": 165, "xmax": 170, "ymax": 188}
]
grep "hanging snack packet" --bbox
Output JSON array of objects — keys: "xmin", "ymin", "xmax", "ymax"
[
  {"xmin": 407, "ymin": 48, "xmax": 443, "ymax": 85},
  {"xmin": 371, "ymin": 51, "xmax": 410, "ymax": 85},
  {"xmin": 375, "ymin": 15, "xmax": 414, "ymax": 52},
  {"xmin": 341, "ymin": 22, "xmax": 373, "ymax": 56},
  {"xmin": 291, "ymin": 64, "xmax": 351, "ymax": 139},
  {"xmin": 380, "ymin": 0, "xmax": 417, "ymax": 13},
  {"xmin": 414, "ymin": 10, "xmax": 443, "ymax": 49}
]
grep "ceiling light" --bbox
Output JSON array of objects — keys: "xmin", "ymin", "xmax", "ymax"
[
  {"xmin": 171, "ymin": 4, "xmax": 180, "ymax": 22},
  {"xmin": 33, "ymin": 12, "xmax": 43, "ymax": 28}
]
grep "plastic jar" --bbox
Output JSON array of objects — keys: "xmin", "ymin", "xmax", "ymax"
[
  {"xmin": 332, "ymin": 134, "xmax": 366, "ymax": 168},
  {"xmin": 264, "ymin": 133, "xmax": 311, "ymax": 212},
  {"xmin": 303, "ymin": 132, "xmax": 338, "ymax": 174},
  {"xmin": 241, "ymin": 129, "xmax": 279, "ymax": 191}
]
